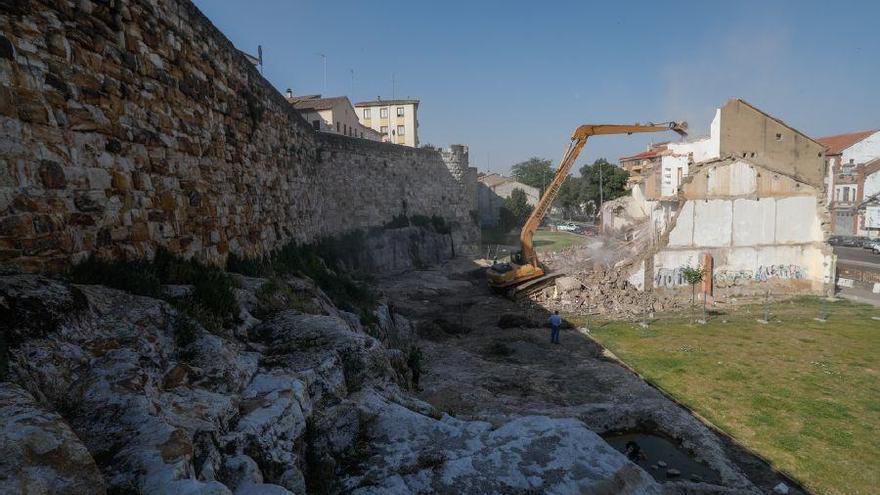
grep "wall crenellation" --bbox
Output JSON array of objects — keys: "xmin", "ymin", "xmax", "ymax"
[{"xmin": 0, "ymin": 0, "xmax": 478, "ymax": 271}]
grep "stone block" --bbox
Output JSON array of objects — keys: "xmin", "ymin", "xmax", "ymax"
[{"xmin": 38, "ymin": 160, "xmax": 67, "ymax": 189}]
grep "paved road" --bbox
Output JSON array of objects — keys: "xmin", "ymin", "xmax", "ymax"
[
  {"xmin": 834, "ymin": 246, "xmax": 880, "ymax": 266},
  {"xmin": 833, "ymin": 246, "xmax": 880, "ymax": 306}
]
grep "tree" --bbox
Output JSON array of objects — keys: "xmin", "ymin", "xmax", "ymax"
[
  {"xmin": 578, "ymin": 158, "xmax": 630, "ymax": 215},
  {"xmin": 511, "ymin": 158, "xmax": 554, "ymax": 192},
  {"xmin": 498, "ymin": 188, "xmax": 533, "ymax": 232},
  {"xmin": 505, "ymin": 188, "xmax": 533, "ymax": 224},
  {"xmin": 555, "ymin": 175, "xmax": 583, "ymax": 219},
  {"xmin": 681, "ymin": 265, "xmax": 704, "ymax": 305}
]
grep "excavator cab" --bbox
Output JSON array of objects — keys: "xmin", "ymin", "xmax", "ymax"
[{"xmin": 487, "ymin": 121, "xmax": 687, "ymax": 296}]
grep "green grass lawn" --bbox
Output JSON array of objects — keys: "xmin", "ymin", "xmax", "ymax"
[
  {"xmin": 575, "ymin": 297, "xmax": 880, "ymax": 495},
  {"xmin": 533, "ymin": 230, "xmax": 588, "ymax": 252}
]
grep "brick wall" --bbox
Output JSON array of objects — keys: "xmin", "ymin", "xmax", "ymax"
[{"xmin": 0, "ymin": 0, "xmax": 477, "ymax": 270}]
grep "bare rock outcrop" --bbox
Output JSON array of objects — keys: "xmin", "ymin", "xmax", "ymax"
[
  {"xmin": 0, "ymin": 383, "xmax": 106, "ymax": 494},
  {"xmin": 1, "ymin": 272, "xmax": 662, "ymax": 493}
]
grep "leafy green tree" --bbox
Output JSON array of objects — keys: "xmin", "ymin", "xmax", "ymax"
[
  {"xmin": 681, "ymin": 265, "xmax": 704, "ymax": 305},
  {"xmin": 555, "ymin": 175, "xmax": 583, "ymax": 219},
  {"xmin": 505, "ymin": 188, "xmax": 533, "ymax": 224},
  {"xmin": 497, "ymin": 188, "xmax": 533, "ymax": 232},
  {"xmin": 578, "ymin": 158, "xmax": 630, "ymax": 213},
  {"xmin": 511, "ymin": 157, "xmax": 554, "ymax": 192}
]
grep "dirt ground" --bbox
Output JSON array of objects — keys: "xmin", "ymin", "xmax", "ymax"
[{"xmin": 378, "ymin": 258, "xmax": 810, "ymax": 495}]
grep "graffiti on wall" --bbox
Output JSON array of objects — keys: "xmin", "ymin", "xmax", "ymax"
[
  {"xmin": 657, "ymin": 264, "xmax": 807, "ymax": 289},
  {"xmin": 714, "ymin": 270, "xmax": 753, "ymax": 288},
  {"xmin": 654, "ymin": 267, "xmax": 687, "ymax": 288},
  {"xmin": 754, "ymin": 264, "xmax": 806, "ymax": 281},
  {"xmin": 714, "ymin": 264, "xmax": 806, "ymax": 286}
]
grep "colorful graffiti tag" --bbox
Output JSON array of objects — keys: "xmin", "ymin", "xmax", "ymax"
[
  {"xmin": 754, "ymin": 264, "xmax": 806, "ymax": 282},
  {"xmin": 657, "ymin": 264, "xmax": 807, "ymax": 289},
  {"xmin": 714, "ymin": 270, "xmax": 753, "ymax": 288},
  {"xmin": 654, "ymin": 267, "xmax": 687, "ymax": 288}
]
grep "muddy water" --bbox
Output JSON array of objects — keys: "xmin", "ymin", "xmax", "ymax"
[{"xmin": 603, "ymin": 431, "xmax": 721, "ymax": 484}]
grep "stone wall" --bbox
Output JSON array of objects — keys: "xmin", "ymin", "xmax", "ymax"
[{"xmin": 0, "ymin": 0, "xmax": 477, "ymax": 271}]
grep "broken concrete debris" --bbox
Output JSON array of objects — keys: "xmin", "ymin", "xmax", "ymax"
[{"xmin": 532, "ymin": 267, "xmax": 682, "ymax": 317}]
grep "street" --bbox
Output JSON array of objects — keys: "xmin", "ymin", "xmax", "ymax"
[
  {"xmin": 834, "ymin": 246, "xmax": 880, "ymax": 306},
  {"xmin": 834, "ymin": 245, "xmax": 880, "ymax": 266}
]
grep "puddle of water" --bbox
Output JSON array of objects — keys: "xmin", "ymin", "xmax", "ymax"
[{"xmin": 603, "ymin": 432, "xmax": 721, "ymax": 484}]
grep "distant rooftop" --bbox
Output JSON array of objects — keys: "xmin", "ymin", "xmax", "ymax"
[
  {"xmin": 816, "ymin": 129, "xmax": 879, "ymax": 155},
  {"xmin": 287, "ymin": 95, "xmax": 350, "ymax": 112},
  {"xmin": 354, "ymin": 99, "xmax": 419, "ymax": 107},
  {"xmin": 620, "ymin": 144, "xmax": 669, "ymax": 162}
]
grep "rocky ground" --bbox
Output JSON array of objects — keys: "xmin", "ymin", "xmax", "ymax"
[
  {"xmin": 2, "ymin": 261, "xmax": 676, "ymax": 494},
  {"xmin": 379, "ymin": 258, "xmax": 807, "ymax": 495}
]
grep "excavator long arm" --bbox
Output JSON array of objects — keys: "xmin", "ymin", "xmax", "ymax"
[{"xmin": 518, "ymin": 122, "xmax": 688, "ymax": 267}]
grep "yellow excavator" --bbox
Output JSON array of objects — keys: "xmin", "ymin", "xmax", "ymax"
[{"xmin": 487, "ymin": 121, "xmax": 688, "ymax": 295}]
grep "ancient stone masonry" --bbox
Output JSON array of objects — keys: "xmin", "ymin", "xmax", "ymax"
[{"xmin": 0, "ymin": 0, "xmax": 478, "ymax": 271}]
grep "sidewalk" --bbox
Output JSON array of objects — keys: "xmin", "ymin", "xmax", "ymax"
[{"xmin": 837, "ymin": 287, "xmax": 880, "ymax": 308}]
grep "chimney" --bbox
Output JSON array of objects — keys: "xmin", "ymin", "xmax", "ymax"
[
  {"xmin": 286, "ymin": 88, "xmax": 294, "ymax": 99},
  {"xmin": 377, "ymin": 96, "xmax": 381, "ymax": 101}
]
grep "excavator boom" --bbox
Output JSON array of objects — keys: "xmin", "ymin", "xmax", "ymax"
[{"xmin": 488, "ymin": 120, "xmax": 687, "ymax": 292}]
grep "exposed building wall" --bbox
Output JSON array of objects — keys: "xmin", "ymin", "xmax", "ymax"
[
  {"xmin": 0, "ymin": 0, "xmax": 477, "ymax": 270},
  {"xmin": 718, "ymin": 99, "xmax": 826, "ymax": 188},
  {"xmin": 666, "ymin": 109, "xmax": 721, "ymax": 163},
  {"xmin": 652, "ymin": 160, "xmax": 831, "ymax": 292}
]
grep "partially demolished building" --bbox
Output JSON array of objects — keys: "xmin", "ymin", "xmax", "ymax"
[{"xmin": 605, "ymin": 99, "xmax": 833, "ymax": 296}]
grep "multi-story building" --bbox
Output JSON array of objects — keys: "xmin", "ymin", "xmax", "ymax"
[
  {"xmin": 287, "ymin": 92, "xmax": 381, "ymax": 141},
  {"xmin": 816, "ymin": 129, "xmax": 880, "ymax": 235},
  {"xmin": 355, "ymin": 99, "xmax": 419, "ymax": 147},
  {"xmin": 619, "ymin": 144, "xmax": 667, "ymax": 188}
]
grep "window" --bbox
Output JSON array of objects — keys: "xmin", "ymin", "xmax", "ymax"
[
  {"xmin": 380, "ymin": 126, "xmax": 388, "ymax": 134},
  {"xmin": 397, "ymin": 125, "xmax": 405, "ymax": 136},
  {"xmin": 397, "ymin": 107, "xmax": 405, "ymax": 117},
  {"xmin": 312, "ymin": 120, "xmax": 320, "ymax": 130},
  {"xmin": 843, "ymin": 188, "xmax": 850, "ymax": 202},
  {"xmin": 336, "ymin": 122, "xmax": 340, "ymax": 132},
  {"xmin": 775, "ymin": 133, "xmax": 783, "ymax": 141},
  {"xmin": 380, "ymin": 107, "xmax": 389, "ymax": 118},
  {"xmin": 363, "ymin": 108, "xmax": 371, "ymax": 119}
]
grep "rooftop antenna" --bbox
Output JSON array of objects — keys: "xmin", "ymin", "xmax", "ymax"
[
  {"xmin": 317, "ymin": 53, "xmax": 326, "ymax": 95},
  {"xmin": 350, "ymin": 68, "xmax": 354, "ymax": 97},
  {"xmin": 392, "ymin": 72, "xmax": 396, "ymax": 99}
]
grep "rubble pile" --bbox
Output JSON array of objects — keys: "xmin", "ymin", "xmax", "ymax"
[{"xmin": 532, "ymin": 269, "xmax": 683, "ymax": 317}]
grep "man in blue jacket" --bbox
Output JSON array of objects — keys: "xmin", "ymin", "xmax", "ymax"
[{"xmin": 549, "ymin": 310, "xmax": 562, "ymax": 344}]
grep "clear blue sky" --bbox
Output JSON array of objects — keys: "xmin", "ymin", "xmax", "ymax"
[{"xmin": 193, "ymin": 0, "xmax": 880, "ymax": 175}]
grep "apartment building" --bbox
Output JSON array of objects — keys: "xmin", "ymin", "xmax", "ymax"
[
  {"xmin": 355, "ymin": 99, "xmax": 419, "ymax": 147},
  {"xmin": 816, "ymin": 129, "xmax": 880, "ymax": 235}
]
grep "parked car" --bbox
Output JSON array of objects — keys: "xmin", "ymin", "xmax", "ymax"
[
  {"xmin": 830, "ymin": 235, "xmax": 871, "ymax": 248},
  {"xmin": 869, "ymin": 241, "xmax": 880, "ymax": 254},
  {"xmin": 557, "ymin": 223, "xmax": 578, "ymax": 232}
]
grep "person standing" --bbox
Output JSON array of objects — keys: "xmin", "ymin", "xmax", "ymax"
[{"xmin": 548, "ymin": 310, "xmax": 562, "ymax": 344}]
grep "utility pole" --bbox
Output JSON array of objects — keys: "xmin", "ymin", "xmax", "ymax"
[
  {"xmin": 599, "ymin": 163, "xmax": 604, "ymax": 206},
  {"xmin": 392, "ymin": 72, "xmax": 396, "ymax": 99}
]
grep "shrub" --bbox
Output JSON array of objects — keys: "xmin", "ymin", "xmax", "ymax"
[
  {"xmin": 226, "ymin": 252, "xmax": 271, "ymax": 277},
  {"xmin": 69, "ymin": 249, "xmax": 239, "ymax": 331},
  {"xmin": 383, "ymin": 213, "xmax": 410, "ymax": 229}
]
